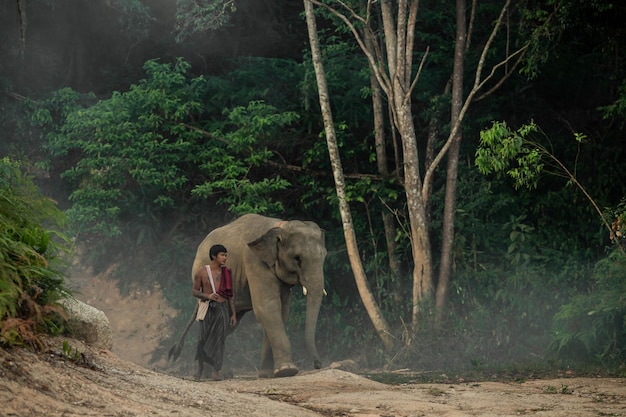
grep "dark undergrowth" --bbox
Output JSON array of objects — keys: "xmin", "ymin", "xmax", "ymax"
[{"xmin": 363, "ymin": 362, "xmax": 626, "ymax": 385}]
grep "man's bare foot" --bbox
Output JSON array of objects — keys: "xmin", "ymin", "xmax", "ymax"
[{"xmin": 211, "ymin": 372, "xmax": 223, "ymax": 381}]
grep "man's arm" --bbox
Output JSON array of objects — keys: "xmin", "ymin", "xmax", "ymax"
[
  {"xmin": 228, "ymin": 296, "xmax": 236, "ymax": 315},
  {"xmin": 192, "ymin": 269, "xmax": 208, "ymax": 301},
  {"xmin": 228, "ymin": 296, "xmax": 237, "ymax": 326}
]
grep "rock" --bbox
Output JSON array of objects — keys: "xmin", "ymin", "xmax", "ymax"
[{"xmin": 60, "ymin": 297, "xmax": 113, "ymax": 350}]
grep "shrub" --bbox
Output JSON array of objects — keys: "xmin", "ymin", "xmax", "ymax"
[
  {"xmin": 551, "ymin": 249, "xmax": 626, "ymax": 363},
  {"xmin": 0, "ymin": 158, "xmax": 72, "ymax": 348}
]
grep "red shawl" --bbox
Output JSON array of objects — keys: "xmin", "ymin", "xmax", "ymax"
[{"xmin": 218, "ymin": 266, "xmax": 233, "ymax": 298}]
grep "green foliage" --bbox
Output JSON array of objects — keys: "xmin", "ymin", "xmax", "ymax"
[
  {"xmin": 475, "ymin": 121, "xmax": 543, "ymax": 189},
  {"xmin": 27, "ymin": 87, "xmax": 89, "ymax": 130},
  {"xmin": 190, "ymin": 100, "xmax": 297, "ymax": 215},
  {"xmin": 0, "ymin": 0, "xmax": 620, "ymax": 381},
  {"xmin": 542, "ymin": 384, "xmax": 572, "ymax": 395},
  {"xmin": 395, "ymin": 176, "xmax": 623, "ymax": 370},
  {"xmin": 0, "ymin": 158, "xmax": 72, "ymax": 348},
  {"xmin": 443, "ymin": 165, "xmax": 520, "ymax": 268},
  {"xmin": 202, "ymin": 57, "xmax": 306, "ymax": 122},
  {"xmin": 114, "ymin": 0, "xmax": 153, "ymax": 41},
  {"xmin": 503, "ymin": 214, "xmax": 542, "ymax": 265},
  {"xmin": 174, "ymin": 0, "xmax": 236, "ymax": 43},
  {"xmin": 551, "ymin": 249, "xmax": 626, "ymax": 362},
  {"xmin": 476, "ymin": 120, "xmax": 625, "ymax": 256},
  {"xmin": 383, "ymin": 195, "xmax": 598, "ymax": 372},
  {"xmin": 41, "ymin": 59, "xmax": 206, "ymax": 239},
  {"xmin": 599, "ymin": 81, "xmax": 626, "ymax": 128},
  {"xmin": 38, "ymin": 59, "xmax": 299, "ymax": 246},
  {"xmin": 62, "ymin": 339, "xmax": 82, "ymax": 361},
  {"xmin": 517, "ymin": 1, "xmax": 619, "ymax": 80}
]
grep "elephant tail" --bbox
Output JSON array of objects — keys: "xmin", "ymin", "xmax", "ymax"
[{"xmin": 167, "ymin": 302, "xmax": 198, "ymax": 363}]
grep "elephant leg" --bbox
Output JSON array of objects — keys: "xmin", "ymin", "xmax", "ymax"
[
  {"xmin": 258, "ymin": 321, "xmax": 298, "ymax": 378},
  {"xmin": 272, "ymin": 286, "xmax": 297, "ymax": 378},
  {"xmin": 254, "ymin": 299, "xmax": 298, "ymax": 377},
  {"xmin": 258, "ymin": 330, "xmax": 274, "ymax": 378}
]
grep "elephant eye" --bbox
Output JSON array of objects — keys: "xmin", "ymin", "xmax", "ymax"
[{"xmin": 294, "ymin": 255, "xmax": 302, "ymax": 266}]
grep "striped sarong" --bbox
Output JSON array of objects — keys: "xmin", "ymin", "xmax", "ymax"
[{"xmin": 196, "ymin": 300, "xmax": 229, "ymax": 371}]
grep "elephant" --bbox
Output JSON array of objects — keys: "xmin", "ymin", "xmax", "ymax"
[{"xmin": 169, "ymin": 213, "xmax": 327, "ymax": 378}]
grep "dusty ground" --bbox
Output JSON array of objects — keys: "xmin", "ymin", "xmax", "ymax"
[
  {"xmin": 1, "ymin": 267, "xmax": 624, "ymax": 417},
  {"xmin": 1, "ymin": 337, "xmax": 625, "ymax": 417}
]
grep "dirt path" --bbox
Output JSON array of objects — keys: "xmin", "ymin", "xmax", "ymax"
[
  {"xmin": 4, "ymin": 266, "xmax": 617, "ymax": 417},
  {"xmin": 1, "ymin": 337, "xmax": 624, "ymax": 417}
]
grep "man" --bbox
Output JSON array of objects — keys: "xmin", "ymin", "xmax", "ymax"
[{"xmin": 192, "ymin": 244, "xmax": 237, "ymax": 380}]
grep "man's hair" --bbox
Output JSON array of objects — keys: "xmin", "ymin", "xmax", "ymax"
[{"xmin": 209, "ymin": 244, "xmax": 227, "ymax": 260}]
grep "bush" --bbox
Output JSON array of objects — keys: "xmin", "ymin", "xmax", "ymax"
[
  {"xmin": 0, "ymin": 158, "xmax": 72, "ymax": 348},
  {"xmin": 551, "ymin": 249, "xmax": 626, "ymax": 363}
]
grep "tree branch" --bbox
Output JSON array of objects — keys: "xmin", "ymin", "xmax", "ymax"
[{"xmin": 423, "ymin": 0, "xmax": 518, "ymax": 202}]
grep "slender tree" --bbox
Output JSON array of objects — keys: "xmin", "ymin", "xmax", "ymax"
[
  {"xmin": 304, "ymin": 0, "xmax": 395, "ymax": 350},
  {"xmin": 435, "ymin": 0, "xmax": 468, "ymax": 322},
  {"xmin": 364, "ymin": 28, "xmax": 403, "ymax": 301},
  {"xmin": 306, "ymin": 0, "xmax": 537, "ymax": 340}
]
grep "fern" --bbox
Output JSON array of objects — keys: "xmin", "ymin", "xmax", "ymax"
[{"xmin": 0, "ymin": 158, "xmax": 72, "ymax": 348}]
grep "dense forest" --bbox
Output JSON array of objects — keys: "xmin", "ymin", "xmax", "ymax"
[{"xmin": 1, "ymin": 0, "xmax": 625, "ymax": 374}]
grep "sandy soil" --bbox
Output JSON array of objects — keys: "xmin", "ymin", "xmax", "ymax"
[
  {"xmin": 1, "ymin": 267, "xmax": 624, "ymax": 417},
  {"xmin": 1, "ymin": 338, "xmax": 625, "ymax": 417}
]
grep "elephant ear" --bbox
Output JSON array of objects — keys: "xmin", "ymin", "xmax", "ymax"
[{"xmin": 248, "ymin": 227, "xmax": 283, "ymax": 267}]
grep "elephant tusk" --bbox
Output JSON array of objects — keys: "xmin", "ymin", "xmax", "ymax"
[{"xmin": 302, "ymin": 287, "xmax": 326, "ymax": 296}]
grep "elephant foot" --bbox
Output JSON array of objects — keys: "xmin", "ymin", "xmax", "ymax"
[
  {"xmin": 258, "ymin": 368, "xmax": 274, "ymax": 379},
  {"xmin": 274, "ymin": 364, "xmax": 299, "ymax": 378}
]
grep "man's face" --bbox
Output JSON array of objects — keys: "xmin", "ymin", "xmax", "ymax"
[{"xmin": 215, "ymin": 251, "xmax": 227, "ymax": 266}]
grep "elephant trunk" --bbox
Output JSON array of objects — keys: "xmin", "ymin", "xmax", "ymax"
[{"xmin": 304, "ymin": 289, "xmax": 323, "ymax": 369}]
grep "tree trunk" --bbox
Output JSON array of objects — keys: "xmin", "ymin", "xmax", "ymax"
[
  {"xmin": 381, "ymin": 0, "xmax": 434, "ymax": 336},
  {"xmin": 307, "ymin": 0, "xmax": 526, "ymax": 341},
  {"xmin": 17, "ymin": 0, "xmax": 26, "ymax": 60},
  {"xmin": 365, "ymin": 29, "xmax": 403, "ymax": 301},
  {"xmin": 397, "ymin": 101, "xmax": 433, "ymax": 335},
  {"xmin": 304, "ymin": 0, "xmax": 395, "ymax": 351},
  {"xmin": 424, "ymin": 80, "xmax": 450, "ymax": 223},
  {"xmin": 435, "ymin": 0, "xmax": 467, "ymax": 322}
]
